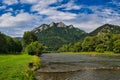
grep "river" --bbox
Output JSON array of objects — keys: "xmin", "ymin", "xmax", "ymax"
[{"xmin": 35, "ymin": 53, "xmax": 120, "ymax": 80}]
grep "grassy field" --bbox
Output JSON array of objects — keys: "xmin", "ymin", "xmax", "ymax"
[{"xmin": 0, "ymin": 54, "xmax": 40, "ymax": 80}]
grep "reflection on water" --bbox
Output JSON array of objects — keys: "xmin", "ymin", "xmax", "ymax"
[
  {"xmin": 35, "ymin": 54, "xmax": 120, "ymax": 80},
  {"xmin": 36, "ymin": 70, "xmax": 120, "ymax": 80}
]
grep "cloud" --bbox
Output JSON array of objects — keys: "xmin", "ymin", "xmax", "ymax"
[
  {"xmin": 31, "ymin": 0, "xmax": 77, "ymax": 20},
  {"xmin": 0, "ymin": 12, "xmax": 32, "ymax": 27},
  {"xmin": 2, "ymin": 0, "xmax": 18, "ymax": 5},
  {"xmin": 57, "ymin": 0, "xmax": 81, "ymax": 10},
  {"xmin": 31, "ymin": 0, "xmax": 60, "ymax": 9},
  {"xmin": 0, "ymin": 5, "xmax": 6, "ymax": 10},
  {"xmin": 0, "ymin": 27, "xmax": 26, "ymax": 37},
  {"xmin": 20, "ymin": 0, "xmax": 59, "ymax": 4},
  {"xmin": 0, "ymin": 11, "xmax": 42, "ymax": 37},
  {"xmin": 20, "ymin": 0, "xmax": 39, "ymax": 4},
  {"xmin": 0, "ymin": 0, "xmax": 120, "ymax": 37},
  {"xmin": 5, "ymin": 8, "xmax": 13, "ymax": 12},
  {"xmin": 37, "ymin": 8, "xmax": 77, "ymax": 20},
  {"xmin": 110, "ymin": 0, "xmax": 120, "ymax": 7},
  {"xmin": 63, "ymin": 7, "xmax": 120, "ymax": 32}
]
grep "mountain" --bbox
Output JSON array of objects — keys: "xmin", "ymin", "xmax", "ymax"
[
  {"xmin": 59, "ymin": 24, "xmax": 120, "ymax": 53},
  {"xmin": 89, "ymin": 24, "xmax": 120, "ymax": 36},
  {"xmin": 32, "ymin": 22, "xmax": 87, "ymax": 51}
]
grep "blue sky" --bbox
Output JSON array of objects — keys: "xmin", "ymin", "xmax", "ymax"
[{"xmin": 0, "ymin": 0, "xmax": 120, "ymax": 37}]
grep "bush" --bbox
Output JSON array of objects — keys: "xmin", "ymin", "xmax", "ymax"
[
  {"xmin": 25, "ymin": 41, "xmax": 46, "ymax": 55},
  {"xmin": 113, "ymin": 40, "xmax": 120, "ymax": 53},
  {"xmin": 95, "ymin": 44, "xmax": 105, "ymax": 53}
]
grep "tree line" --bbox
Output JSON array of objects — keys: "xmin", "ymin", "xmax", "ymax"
[
  {"xmin": 0, "ymin": 32, "xmax": 22, "ymax": 53},
  {"xmin": 0, "ymin": 32, "xmax": 46, "ymax": 55},
  {"xmin": 58, "ymin": 33, "xmax": 120, "ymax": 53},
  {"xmin": 1, "ymin": 31, "xmax": 120, "ymax": 54}
]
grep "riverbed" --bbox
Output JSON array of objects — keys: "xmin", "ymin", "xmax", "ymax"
[{"xmin": 35, "ymin": 53, "xmax": 120, "ymax": 80}]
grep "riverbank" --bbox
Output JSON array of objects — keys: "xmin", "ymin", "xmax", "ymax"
[
  {"xmin": 0, "ymin": 54, "xmax": 40, "ymax": 80},
  {"xmin": 64, "ymin": 51, "xmax": 120, "ymax": 55}
]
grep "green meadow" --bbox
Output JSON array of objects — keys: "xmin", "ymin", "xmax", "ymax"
[{"xmin": 0, "ymin": 54, "xmax": 40, "ymax": 80}]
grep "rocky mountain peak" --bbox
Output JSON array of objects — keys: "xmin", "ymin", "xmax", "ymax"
[
  {"xmin": 38, "ymin": 24, "xmax": 48, "ymax": 30},
  {"xmin": 32, "ymin": 22, "xmax": 79, "ymax": 33},
  {"xmin": 49, "ymin": 22, "xmax": 55, "ymax": 27},
  {"xmin": 57, "ymin": 22, "xmax": 66, "ymax": 27},
  {"xmin": 68, "ymin": 25, "xmax": 74, "ymax": 28}
]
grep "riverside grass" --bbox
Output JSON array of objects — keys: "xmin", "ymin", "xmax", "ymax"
[
  {"xmin": 64, "ymin": 51, "xmax": 115, "ymax": 55},
  {"xmin": 0, "ymin": 54, "xmax": 40, "ymax": 80}
]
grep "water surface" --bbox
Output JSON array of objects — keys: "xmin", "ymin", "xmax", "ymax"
[{"xmin": 35, "ymin": 53, "xmax": 120, "ymax": 80}]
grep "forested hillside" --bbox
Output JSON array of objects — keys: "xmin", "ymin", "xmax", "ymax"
[
  {"xmin": 32, "ymin": 22, "xmax": 87, "ymax": 51},
  {"xmin": 89, "ymin": 24, "xmax": 120, "ymax": 36},
  {"xmin": 59, "ymin": 24, "xmax": 120, "ymax": 53}
]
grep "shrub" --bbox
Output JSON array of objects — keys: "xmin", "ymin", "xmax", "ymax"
[
  {"xmin": 95, "ymin": 44, "xmax": 105, "ymax": 53},
  {"xmin": 113, "ymin": 40, "xmax": 120, "ymax": 53},
  {"xmin": 25, "ymin": 41, "xmax": 46, "ymax": 55}
]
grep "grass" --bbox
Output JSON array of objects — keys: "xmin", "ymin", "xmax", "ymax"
[
  {"xmin": 0, "ymin": 54, "xmax": 40, "ymax": 80},
  {"xmin": 64, "ymin": 51, "xmax": 115, "ymax": 55}
]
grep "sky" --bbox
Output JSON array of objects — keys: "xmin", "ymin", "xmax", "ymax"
[{"xmin": 0, "ymin": 0, "xmax": 120, "ymax": 37}]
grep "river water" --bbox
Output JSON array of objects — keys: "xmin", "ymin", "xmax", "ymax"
[{"xmin": 35, "ymin": 53, "xmax": 120, "ymax": 80}]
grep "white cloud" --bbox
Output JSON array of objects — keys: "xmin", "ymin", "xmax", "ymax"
[
  {"xmin": 0, "ymin": 0, "xmax": 120, "ymax": 37},
  {"xmin": 2, "ymin": 0, "xmax": 18, "ymax": 5},
  {"xmin": 0, "ymin": 12, "xmax": 42, "ymax": 37},
  {"xmin": 57, "ymin": 0, "xmax": 81, "ymax": 10},
  {"xmin": 31, "ymin": 0, "xmax": 77, "ymax": 20},
  {"xmin": 0, "ymin": 5, "xmax": 6, "ymax": 10},
  {"xmin": 110, "ymin": 0, "xmax": 120, "ymax": 7},
  {"xmin": 0, "ymin": 12, "xmax": 41, "ymax": 28},
  {"xmin": 31, "ymin": 0, "xmax": 60, "ymax": 9},
  {"xmin": 20, "ymin": 0, "xmax": 59, "ymax": 4},
  {"xmin": 63, "ymin": 7, "xmax": 120, "ymax": 33},
  {"xmin": 5, "ymin": 8, "xmax": 13, "ymax": 12},
  {"xmin": 31, "ymin": 0, "xmax": 120, "ymax": 33},
  {"xmin": 20, "ymin": 0, "xmax": 39, "ymax": 4},
  {"xmin": 37, "ymin": 8, "xmax": 77, "ymax": 20}
]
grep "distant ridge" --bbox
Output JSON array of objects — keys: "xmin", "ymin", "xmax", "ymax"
[{"xmin": 89, "ymin": 24, "xmax": 120, "ymax": 36}]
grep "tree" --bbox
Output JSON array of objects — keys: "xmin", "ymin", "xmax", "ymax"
[
  {"xmin": 113, "ymin": 40, "xmax": 120, "ymax": 53},
  {"xmin": 58, "ymin": 44, "xmax": 69, "ymax": 52},
  {"xmin": 0, "ymin": 32, "xmax": 7, "ymax": 53},
  {"xmin": 25, "ymin": 41, "xmax": 46, "ymax": 55},
  {"xmin": 95, "ymin": 44, "xmax": 105, "ymax": 53},
  {"xmin": 5, "ymin": 36, "xmax": 14, "ymax": 52},
  {"xmin": 95, "ymin": 33, "xmax": 113, "ymax": 51},
  {"xmin": 22, "ymin": 31, "xmax": 38, "ymax": 48},
  {"xmin": 5, "ymin": 36, "xmax": 22, "ymax": 53},
  {"xmin": 0, "ymin": 32, "xmax": 22, "ymax": 53},
  {"xmin": 81, "ymin": 36, "xmax": 96, "ymax": 51},
  {"xmin": 72, "ymin": 42, "xmax": 82, "ymax": 52},
  {"xmin": 112, "ymin": 34, "xmax": 120, "ymax": 41},
  {"xmin": 13, "ymin": 39, "xmax": 22, "ymax": 52}
]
